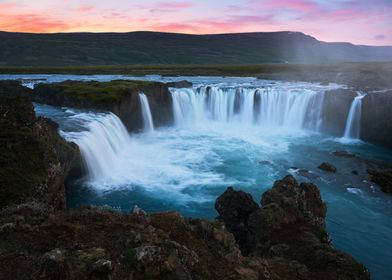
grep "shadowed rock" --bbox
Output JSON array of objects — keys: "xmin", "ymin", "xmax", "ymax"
[
  {"xmin": 215, "ymin": 176, "xmax": 369, "ymax": 280},
  {"xmin": 318, "ymin": 162, "xmax": 337, "ymax": 173},
  {"xmin": 215, "ymin": 187, "xmax": 259, "ymax": 253},
  {"xmin": 367, "ymin": 169, "xmax": 392, "ymax": 193}
]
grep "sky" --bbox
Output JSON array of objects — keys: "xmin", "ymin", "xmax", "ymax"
[{"xmin": 0, "ymin": 0, "xmax": 391, "ymax": 45}]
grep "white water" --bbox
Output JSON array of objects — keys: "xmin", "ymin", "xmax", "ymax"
[
  {"xmin": 139, "ymin": 93, "xmax": 155, "ymax": 133},
  {"xmin": 75, "ymin": 113, "xmax": 130, "ymax": 182},
  {"xmin": 342, "ymin": 92, "xmax": 366, "ymax": 140},
  {"xmin": 171, "ymin": 85, "xmax": 325, "ymax": 132}
]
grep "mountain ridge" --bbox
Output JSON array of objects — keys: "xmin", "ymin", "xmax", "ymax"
[{"xmin": 1, "ymin": 30, "xmax": 391, "ymax": 66}]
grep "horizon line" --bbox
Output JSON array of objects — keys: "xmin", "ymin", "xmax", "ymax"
[{"xmin": 1, "ymin": 30, "xmax": 391, "ymax": 48}]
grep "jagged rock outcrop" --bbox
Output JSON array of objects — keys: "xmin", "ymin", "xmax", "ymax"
[
  {"xmin": 216, "ymin": 176, "xmax": 370, "ymax": 280},
  {"xmin": 215, "ymin": 187, "xmax": 259, "ymax": 254},
  {"xmin": 0, "ymin": 81, "xmax": 82, "ymax": 209}
]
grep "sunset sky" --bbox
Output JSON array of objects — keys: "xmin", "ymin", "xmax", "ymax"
[{"xmin": 0, "ymin": 0, "xmax": 391, "ymax": 45}]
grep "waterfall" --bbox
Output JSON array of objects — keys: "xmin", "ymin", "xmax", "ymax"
[
  {"xmin": 342, "ymin": 92, "xmax": 366, "ymax": 140},
  {"xmin": 139, "ymin": 93, "xmax": 155, "ymax": 133},
  {"xmin": 170, "ymin": 86, "xmax": 325, "ymax": 131},
  {"xmin": 76, "ymin": 113, "xmax": 130, "ymax": 181}
]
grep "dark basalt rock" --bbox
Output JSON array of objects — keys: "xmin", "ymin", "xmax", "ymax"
[
  {"xmin": 321, "ymin": 89, "xmax": 357, "ymax": 136},
  {"xmin": 215, "ymin": 176, "xmax": 369, "ymax": 280},
  {"xmin": 166, "ymin": 80, "xmax": 192, "ymax": 88},
  {"xmin": 318, "ymin": 162, "xmax": 337, "ymax": 173},
  {"xmin": 367, "ymin": 169, "xmax": 392, "ymax": 193},
  {"xmin": 362, "ymin": 91, "xmax": 392, "ymax": 148},
  {"xmin": 333, "ymin": 150, "xmax": 357, "ymax": 158},
  {"xmin": 215, "ymin": 187, "xmax": 259, "ymax": 253}
]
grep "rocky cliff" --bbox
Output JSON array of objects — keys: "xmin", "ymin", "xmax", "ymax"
[
  {"xmin": 321, "ymin": 89, "xmax": 357, "ymax": 136},
  {"xmin": 31, "ymin": 80, "xmax": 191, "ymax": 132},
  {"xmin": 0, "ymin": 80, "xmax": 82, "ymax": 209},
  {"xmin": 361, "ymin": 90, "xmax": 392, "ymax": 147},
  {"xmin": 321, "ymin": 88, "xmax": 392, "ymax": 148}
]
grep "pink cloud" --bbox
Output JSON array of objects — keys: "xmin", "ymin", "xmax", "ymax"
[
  {"xmin": 251, "ymin": 0, "xmax": 318, "ymax": 12},
  {"xmin": 156, "ymin": 1, "xmax": 193, "ymax": 9},
  {"xmin": 0, "ymin": 14, "xmax": 70, "ymax": 33},
  {"xmin": 77, "ymin": 5, "xmax": 94, "ymax": 13}
]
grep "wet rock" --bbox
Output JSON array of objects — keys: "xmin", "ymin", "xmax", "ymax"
[
  {"xmin": 216, "ymin": 176, "xmax": 369, "ymax": 280},
  {"xmin": 362, "ymin": 91, "xmax": 392, "ymax": 148},
  {"xmin": 367, "ymin": 169, "xmax": 392, "ymax": 193},
  {"xmin": 167, "ymin": 80, "xmax": 192, "ymax": 88},
  {"xmin": 332, "ymin": 150, "xmax": 356, "ymax": 158},
  {"xmin": 259, "ymin": 160, "xmax": 271, "ymax": 165},
  {"xmin": 215, "ymin": 187, "xmax": 259, "ymax": 253},
  {"xmin": 321, "ymin": 89, "xmax": 358, "ymax": 136},
  {"xmin": 318, "ymin": 162, "xmax": 337, "ymax": 173}
]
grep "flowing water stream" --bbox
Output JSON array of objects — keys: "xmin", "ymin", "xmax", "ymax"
[{"xmin": 343, "ymin": 92, "xmax": 366, "ymax": 141}]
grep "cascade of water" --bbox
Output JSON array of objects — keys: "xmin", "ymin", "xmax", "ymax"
[
  {"xmin": 139, "ymin": 93, "xmax": 155, "ymax": 132},
  {"xmin": 171, "ymin": 85, "xmax": 325, "ymax": 131},
  {"xmin": 342, "ymin": 92, "xmax": 366, "ymax": 140},
  {"xmin": 75, "ymin": 113, "xmax": 130, "ymax": 181}
]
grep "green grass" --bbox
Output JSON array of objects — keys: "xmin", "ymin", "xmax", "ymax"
[{"xmin": 34, "ymin": 80, "xmax": 160, "ymax": 104}]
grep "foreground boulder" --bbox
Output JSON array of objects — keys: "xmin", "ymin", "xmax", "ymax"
[
  {"xmin": 318, "ymin": 162, "xmax": 337, "ymax": 173},
  {"xmin": 0, "ymin": 81, "xmax": 82, "ymax": 209},
  {"xmin": 367, "ymin": 169, "xmax": 392, "ymax": 193},
  {"xmin": 215, "ymin": 187, "xmax": 259, "ymax": 254},
  {"xmin": 216, "ymin": 176, "xmax": 369, "ymax": 280}
]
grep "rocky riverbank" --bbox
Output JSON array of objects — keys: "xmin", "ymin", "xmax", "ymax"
[
  {"xmin": 0, "ymin": 81, "xmax": 82, "ymax": 209},
  {"xmin": 0, "ymin": 80, "xmax": 370, "ymax": 279}
]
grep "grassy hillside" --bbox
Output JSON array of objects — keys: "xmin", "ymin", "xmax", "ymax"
[{"xmin": 1, "ymin": 31, "xmax": 392, "ymax": 66}]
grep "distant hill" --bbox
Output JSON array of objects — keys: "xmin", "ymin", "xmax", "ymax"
[{"xmin": 1, "ymin": 31, "xmax": 392, "ymax": 66}]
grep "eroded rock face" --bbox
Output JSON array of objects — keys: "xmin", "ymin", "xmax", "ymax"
[
  {"xmin": 31, "ymin": 80, "xmax": 192, "ymax": 132},
  {"xmin": 215, "ymin": 187, "xmax": 259, "ymax": 253},
  {"xmin": 0, "ymin": 81, "xmax": 81, "ymax": 209},
  {"xmin": 216, "ymin": 176, "xmax": 369, "ymax": 280},
  {"xmin": 361, "ymin": 91, "xmax": 392, "ymax": 148},
  {"xmin": 321, "ymin": 89, "xmax": 357, "ymax": 136}
]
